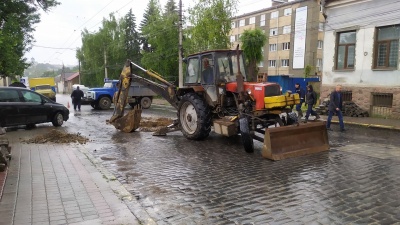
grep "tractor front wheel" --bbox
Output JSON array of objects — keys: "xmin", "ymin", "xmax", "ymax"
[
  {"xmin": 239, "ymin": 117, "xmax": 254, "ymax": 153},
  {"xmin": 178, "ymin": 93, "xmax": 211, "ymax": 140}
]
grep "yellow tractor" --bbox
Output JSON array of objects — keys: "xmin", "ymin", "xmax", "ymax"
[{"xmin": 109, "ymin": 49, "xmax": 329, "ymax": 160}]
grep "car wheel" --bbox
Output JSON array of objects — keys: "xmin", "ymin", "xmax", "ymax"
[
  {"xmin": 140, "ymin": 97, "xmax": 152, "ymax": 109},
  {"xmin": 99, "ymin": 97, "xmax": 112, "ymax": 110},
  {"xmin": 52, "ymin": 112, "xmax": 64, "ymax": 127}
]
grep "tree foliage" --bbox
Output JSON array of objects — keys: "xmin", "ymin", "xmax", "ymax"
[
  {"xmin": 141, "ymin": 0, "xmax": 179, "ymax": 82},
  {"xmin": 0, "ymin": 0, "xmax": 59, "ymax": 78},
  {"xmin": 77, "ymin": 12, "xmax": 141, "ymax": 87},
  {"xmin": 140, "ymin": 0, "xmax": 160, "ymax": 53},
  {"xmin": 240, "ymin": 28, "xmax": 267, "ymax": 81},
  {"xmin": 187, "ymin": 0, "xmax": 237, "ymax": 53}
]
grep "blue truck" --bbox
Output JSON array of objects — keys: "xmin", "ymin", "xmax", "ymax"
[{"xmin": 86, "ymin": 79, "xmax": 157, "ymax": 110}]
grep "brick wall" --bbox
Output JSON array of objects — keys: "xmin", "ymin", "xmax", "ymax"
[{"xmin": 321, "ymin": 85, "xmax": 400, "ymax": 119}]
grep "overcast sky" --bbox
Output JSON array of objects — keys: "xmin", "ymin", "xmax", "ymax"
[{"xmin": 26, "ymin": 0, "xmax": 278, "ymax": 66}]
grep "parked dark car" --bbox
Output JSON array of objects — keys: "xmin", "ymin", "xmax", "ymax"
[{"xmin": 0, "ymin": 87, "xmax": 69, "ymax": 127}]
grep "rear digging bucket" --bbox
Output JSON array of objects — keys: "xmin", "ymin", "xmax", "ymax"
[
  {"xmin": 262, "ymin": 121, "xmax": 329, "ymax": 161},
  {"xmin": 111, "ymin": 109, "xmax": 142, "ymax": 133}
]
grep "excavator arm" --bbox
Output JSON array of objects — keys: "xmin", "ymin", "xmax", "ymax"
[{"xmin": 109, "ymin": 60, "xmax": 178, "ymax": 132}]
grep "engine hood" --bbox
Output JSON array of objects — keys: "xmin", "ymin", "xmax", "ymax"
[{"xmin": 88, "ymin": 87, "xmax": 111, "ymax": 92}]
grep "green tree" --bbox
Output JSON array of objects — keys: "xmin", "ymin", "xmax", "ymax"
[
  {"xmin": 0, "ymin": 0, "xmax": 59, "ymax": 78},
  {"xmin": 240, "ymin": 29, "xmax": 267, "ymax": 81},
  {"xmin": 140, "ymin": 0, "xmax": 160, "ymax": 52},
  {"xmin": 77, "ymin": 14, "xmax": 126, "ymax": 87},
  {"xmin": 123, "ymin": 9, "xmax": 141, "ymax": 64},
  {"xmin": 187, "ymin": 0, "xmax": 237, "ymax": 53},
  {"xmin": 141, "ymin": 0, "xmax": 180, "ymax": 82}
]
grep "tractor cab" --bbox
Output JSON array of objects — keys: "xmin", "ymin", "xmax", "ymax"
[
  {"xmin": 184, "ymin": 50, "xmax": 247, "ymax": 85},
  {"xmin": 184, "ymin": 50, "xmax": 248, "ymax": 107}
]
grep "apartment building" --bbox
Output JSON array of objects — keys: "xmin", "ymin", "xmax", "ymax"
[
  {"xmin": 230, "ymin": 0, "xmax": 325, "ymax": 77},
  {"xmin": 321, "ymin": 0, "xmax": 400, "ymax": 119}
]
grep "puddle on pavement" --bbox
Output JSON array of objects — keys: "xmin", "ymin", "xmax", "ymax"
[{"xmin": 100, "ymin": 156, "xmax": 117, "ymax": 161}]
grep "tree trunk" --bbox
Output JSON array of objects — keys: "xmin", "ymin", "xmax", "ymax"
[{"xmin": 248, "ymin": 60, "xmax": 257, "ymax": 82}]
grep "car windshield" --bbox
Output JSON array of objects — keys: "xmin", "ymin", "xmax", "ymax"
[
  {"xmin": 103, "ymin": 83, "xmax": 113, "ymax": 88},
  {"xmin": 215, "ymin": 52, "xmax": 247, "ymax": 83},
  {"xmin": 35, "ymin": 85, "xmax": 51, "ymax": 90}
]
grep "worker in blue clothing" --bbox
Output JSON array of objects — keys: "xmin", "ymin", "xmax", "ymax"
[
  {"xmin": 326, "ymin": 85, "xmax": 346, "ymax": 132},
  {"xmin": 295, "ymin": 83, "xmax": 306, "ymax": 119}
]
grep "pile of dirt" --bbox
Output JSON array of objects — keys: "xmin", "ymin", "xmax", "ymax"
[
  {"xmin": 23, "ymin": 129, "xmax": 89, "ymax": 144},
  {"xmin": 139, "ymin": 117, "xmax": 173, "ymax": 132}
]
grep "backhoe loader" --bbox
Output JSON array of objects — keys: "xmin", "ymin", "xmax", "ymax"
[{"xmin": 109, "ymin": 48, "xmax": 329, "ymax": 160}]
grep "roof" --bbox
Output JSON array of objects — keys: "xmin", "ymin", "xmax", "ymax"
[
  {"xmin": 232, "ymin": 0, "xmax": 309, "ymax": 19},
  {"xmin": 56, "ymin": 72, "xmax": 78, "ymax": 82},
  {"xmin": 66, "ymin": 72, "xmax": 80, "ymax": 81}
]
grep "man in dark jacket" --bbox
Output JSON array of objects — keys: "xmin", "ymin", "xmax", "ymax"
[
  {"xmin": 304, "ymin": 84, "xmax": 320, "ymax": 123},
  {"xmin": 71, "ymin": 86, "xmax": 84, "ymax": 111},
  {"xmin": 327, "ymin": 85, "xmax": 345, "ymax": 132},
  {"xmin": 295, "ymin": 83, "xmax": 305, "ymax": 118}
]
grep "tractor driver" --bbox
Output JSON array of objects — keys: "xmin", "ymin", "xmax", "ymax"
[{"xmin": 202, "ymin": 58, "xmax": 214, "ymax": 84}]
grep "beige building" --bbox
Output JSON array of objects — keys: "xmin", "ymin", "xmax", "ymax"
[{"xmin": 230, "ymin": 0, "xmax": 325, "ymax": 77}]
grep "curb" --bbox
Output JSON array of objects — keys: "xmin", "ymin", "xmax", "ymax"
[
  {"xmin": 78, "ymin": 145, "xmax": 158, "ymax": 225},
  {"xmin": 328, "ymin": 120, "xmax": 400, "ymax": 131}
]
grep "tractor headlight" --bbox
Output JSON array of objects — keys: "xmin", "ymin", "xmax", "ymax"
[{"xmin": 247, "ymin": 89, "xmax": 252, "ymax": 95}]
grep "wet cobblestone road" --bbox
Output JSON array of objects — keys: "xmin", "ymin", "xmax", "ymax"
[{"xmin": 15, "ymin": 95, "xmax": 400, "ymax": 224}]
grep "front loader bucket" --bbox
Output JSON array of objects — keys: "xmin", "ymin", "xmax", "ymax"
[
  {"xmin": 111, "ymin": 107, "xmax": 142, "ymax": 133},
  {"xmin": 262, "ymin": 121, "xmax": 329, "ymax": 161}
]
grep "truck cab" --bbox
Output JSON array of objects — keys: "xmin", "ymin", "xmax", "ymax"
[{"xmin": 86, "ymin": 79, "xmax": 156, "ymax": 110}]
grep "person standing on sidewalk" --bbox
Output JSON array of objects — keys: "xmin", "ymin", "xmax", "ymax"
[
  {"xmin": 295, "ymin": 83, "xmax": 306, "ymax": 119},
  {"xmin": 326, "ymin": 85, "xmax": 345, "ymax": 132},
  {"xmin": 304, "ymin": 84, "xmax": 320, "ymax": 123},
  {"xmin": 71, "ymin": 86, "xmax": 84, "ymax": 111}
]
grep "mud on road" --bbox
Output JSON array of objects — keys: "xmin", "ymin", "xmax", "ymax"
[{"xmin": 22, "ymin": 129, "xmax": 89, "ymax": 144}]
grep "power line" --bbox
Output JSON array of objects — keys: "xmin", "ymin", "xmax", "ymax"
[{"xmin": 32, "ymin": 44, "xmax": 75, "ymax": 50}]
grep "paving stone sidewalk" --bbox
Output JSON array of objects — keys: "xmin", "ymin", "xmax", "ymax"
[
  {"xmin": 0, "ymin": 135, "xmax": 140, "ymax": 225},
  {"xmin": 320, "ymin": 115, "xmax": 400, "ymax": 130}
]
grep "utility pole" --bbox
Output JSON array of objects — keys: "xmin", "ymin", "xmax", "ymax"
[
  {"xmin": 104, "ymin": 48, "xmax": 108, "ymax": 79},
  {"xmin": 178, "ymin": 0, "xmax": 183, "ymax": 88},
  {"xmin": 78, "ymin": 59, "xmax": 81, "ymax": 84}
]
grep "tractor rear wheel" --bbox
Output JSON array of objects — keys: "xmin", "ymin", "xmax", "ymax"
[
  {"xmin": 178, "ymin": 93, "xmax": 211, "ymax": 140},
  {"xmin": 239, "ymin": 117, "xmax": 254, "ymax": 153}
]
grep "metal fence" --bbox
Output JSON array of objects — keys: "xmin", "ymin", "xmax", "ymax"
[{"xmin": 341, "ymin": 91, "xmax": 353, "ymax": 102}]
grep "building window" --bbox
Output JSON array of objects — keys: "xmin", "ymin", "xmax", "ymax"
[
  {"xmin": 231, "ymin": 21, "xmax": 236, "ymax": 28},
  {"xmin": 230, "ymin": 35, "xmax": 235, "ymax": 43},
  {"xmin": 282, "ymin": 42, "xmax": 290, "ymax": 50},
  {"xmin": 269, "ymin": 44, "xmax": 277, "ymax": 52},
  {"xmin": 239, "ymin": 19, "xmax": 245, "ymax": 27},
  {"xmin": 284, "ymin": 8, "xmax": 292, "ymax": 16},
  {"xmin": 270, "ymin": 28, "xmax": 278, "ymax": 36},
  {"xmin": 268, "ymin": 60, "xmax": 276, "ymax": 67},
  {"xmin": 317, "ymin": 58, "xmax": 323, "ymax": 68},
  {"xmin": 336, "ymin": 31, "xmax": 356, "ymax": 70},
  {"xmin": 320, "ymin": 5, "xmax": 323, "ymax": 12},
  {"xmin": 281, "ymin": 59, "xmax": 289, "ymax": 67},
  {"xmin": 319, "ymin": 23, "xmax": 324, "ymax": 31},
  {"xmin": 283, "ymin": 26, "xmax": 291, "ymax": 34},
  {"xmin": 375, "ymin": 25, "xmax": 400, "ymax": 69},
  {"xmin": 249, "ymin": 17, "xmax": 255, "ymax": 25},
  {"xmin": 260, "ymin": 15, "xmax": 266, "ymax": 26},
  {"xmin": 258, "ymin": 61, "xmax": 264, "ymax": 67},
  {"xmin": 318, "ymin": 40, "xmax": 323, "ymax": 49},
  {"xmin": 271, "ymin": 11, "xmax": 278, "ymax": 19}
]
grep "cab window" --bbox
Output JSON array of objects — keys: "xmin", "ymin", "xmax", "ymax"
[
  {"xmin": 21, "ymin": 90, "xmax": 42, "ymax": 103},
  {"xmin": 0, "ymin": 90, "xmax": 20, "ymax": 102},
  {"xmin": 201, "ymin": 55, "xmax": 214, "ymax": 85},
  {"xmin": 185, "ymin": 58, "xmax": 200, "ymax": 84}
]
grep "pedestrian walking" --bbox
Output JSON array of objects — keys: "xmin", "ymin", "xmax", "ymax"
[
  {"xmin": 295, "ymin": 83, "xmax": 306, "ymax": 119},
  {"xmin": 304, "ymin": 84, "xmax": 320, "ymax": 123},
  {"xmin": 71, "ymin": 86, "xmax": 84, "ymax": 111},
  {"xmin": 326, "ymin": 85, "xmax": 345, "ymax": 132}
]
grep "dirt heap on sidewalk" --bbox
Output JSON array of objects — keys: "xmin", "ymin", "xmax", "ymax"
[
  {"xmin": 23, "ymin": 129, "xmax": 89, "ymax": 144},
  {"xmin": 139, "ymin": 117, "xmax": 174, "ymax": 132}
]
